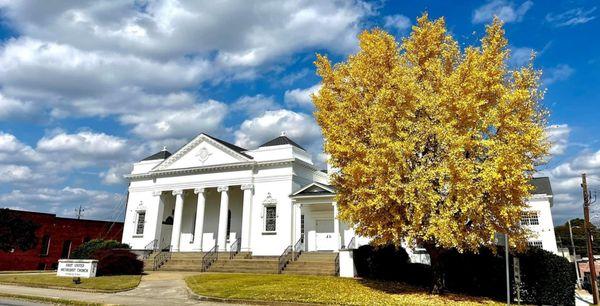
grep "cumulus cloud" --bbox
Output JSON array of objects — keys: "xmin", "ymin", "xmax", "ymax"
[
  {"xmin": 100, "ymin": 163, "xmax": 132, "ymax": 185},
  {"xmin": 383, "ymin": 14, "xmax": 411, "ymax": 32},
  {"xmin": 543, "ymin": 64, "xmax": 575, "ymax": 85},
  {"xmin": 119, "ymin": 98, "xmax": 228, "ymax": 140},
  {"xmin": 472, "ymin": 0, "xmax": 533, "ymax": 24},
  {"xmin": 0, "ymin": 93, "xmax": 37, "ymax": 119},
  {"xmin": 284, "ymin": 84, "xmax": 321, "ymax": 108},
  {"xmin": 0, "ymin": 187, "xmax": 124, "ymax": 221},
  {"xmin": 234, "ymin": 109, "xmax": 324, "ymax": 164},
  {"xmin": 231, "ymin": 95, "xmax": 279, "ymax": 117},
  {"xmin": 546, "ymin": 124, "xmax": 571, "ymax": 156},
  {"xmin": 546, "ymin": 7, "xmax": 597, "ymax": 27}
]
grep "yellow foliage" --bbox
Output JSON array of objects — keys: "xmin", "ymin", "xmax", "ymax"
[{"xmin": 313, "ymin": 14, "xmax": 548, "ymax": 252}]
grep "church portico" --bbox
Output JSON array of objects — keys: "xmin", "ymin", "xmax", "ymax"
[{"xmin": 122, "ymin": 132, "xmax": 332, "ymax": 257}]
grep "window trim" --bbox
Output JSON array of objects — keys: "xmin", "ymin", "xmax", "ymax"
[
  {"xmin": 40, "ymin": 235, "xmax": 50, "ymax": 257},
  {"xmin": 134, "ymin": 210, "xmax": 146, "ymax": 237},
  {"xmin": 262, "ymin": 193, "xmax": 278, "ymax": 234}
]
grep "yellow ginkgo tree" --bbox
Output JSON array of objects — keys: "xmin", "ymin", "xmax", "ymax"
[{"xmin": 314, "ymin": 14, "xmax": 548, "ymax": 293}]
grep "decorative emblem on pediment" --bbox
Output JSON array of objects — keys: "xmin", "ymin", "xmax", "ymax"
[
  {"xmin": 263, "ymin": 193, "xmax": 278, "ymax": 205},
  {"xmin": 196, "ymin": 147, "xmax": 212, "ymax": 164}
]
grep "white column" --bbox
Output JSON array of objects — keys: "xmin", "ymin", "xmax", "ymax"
[
  {"xmin": 193, "ymin": 188, "xmax": 206, "ymax": 251},
  {"xmin": 217, "ymin": 186, "xmax": 229, "ymax": 251},
  {"xmin": 171, "ymin": 190, "xmax": 184, "ymax": 252},
  {"xmin": 333, "ymin": 201, "xmax": 340, "ymax": 252},
  {"xmin": 152, "ymin": 191, "xmax": 164, "ymax": 250},
  {"xmin": 240, "ymin": 184, "xmax": 253, "ymax": 252}
]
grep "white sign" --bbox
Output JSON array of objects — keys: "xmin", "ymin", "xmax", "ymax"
[{"xmin": 57, "ymin": 259, "xmax": 98, "ymax": 278}]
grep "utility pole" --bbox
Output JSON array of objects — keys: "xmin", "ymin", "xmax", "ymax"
[
  {"xmin": 75, "ymin": 205, "xmax": 85, "ymax": 220},
  {"xmin": 569, "ymin": 220, "xmax": 582, "ymax": 288},
  {"xmin": 505, "ymin": 233, "xmax": 510, "ymax": 305},
  {"xmin": 583, "ymin": 173, "xmax": 599, "ymax": 304}
]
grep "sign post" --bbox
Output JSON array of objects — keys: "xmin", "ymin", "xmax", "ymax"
[
  {"xmin": 57, "ymin": 259, "xmax": 98, "ymax": 278},
  {"xmin": 513, "ymin": 257, "xmax": 521, "ymax": 305}
]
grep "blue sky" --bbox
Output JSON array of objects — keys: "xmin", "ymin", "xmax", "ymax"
[{"xmin": 0, "ymin": 0, "xmax": 597, "ymax": 225}]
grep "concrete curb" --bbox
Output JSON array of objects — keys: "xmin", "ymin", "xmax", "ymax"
[{"xmin": 0, "ymin": 277, "xmax": 141, "ymax": 294}]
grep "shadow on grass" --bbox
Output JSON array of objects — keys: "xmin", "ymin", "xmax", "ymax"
[{"xmin": 356, "ymin": 278, "xmax": 500, "ymax": 304}]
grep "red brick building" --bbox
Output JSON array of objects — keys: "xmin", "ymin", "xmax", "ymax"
[{"xmin": 0, "ymin": 209, "xmax": 124, "ymax": 271}]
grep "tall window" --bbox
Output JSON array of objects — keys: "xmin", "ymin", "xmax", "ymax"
[
  {"xmin": 226, "ymin": 210, "xmax": 231, "ymax": 240},
  {"xmin": 136, "ymin": 211, "xmax": 146, "ymax": 235},
  {"xmin": 528, "ymin": 240, "xmax": 543, "ymax": 248},
  {"xmin": 40, "ymin": 235, "xmax": 50, "ymax": 256},
  {"xmin": 300, "ymin": 214, "xmax": 305, "ymax": 243},
  {"xmin": 520, "ymin": 211, "xmax": 539, "ymax": 226},
  {"xmin": 262, "ymin": 193, "xmax": 278, "ymax": 233},
  {"xmin": 265, "ymin": 206, "xmax": 277, "ymax": 232},
  {"xmin": 61, "ymin": 240, "xmax": 72, "ymax": 259}
]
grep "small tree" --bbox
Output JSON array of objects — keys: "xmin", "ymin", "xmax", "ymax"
[
  {"xmin": 0, "ymin": 209, "xmax": 40, "ymax": 252},
  {"xmin": 314, "ymin": 14, "xmax": 548, "ymax": 293}
]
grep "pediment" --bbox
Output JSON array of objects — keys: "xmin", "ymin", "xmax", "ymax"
[
  {"xmin": 292, "ymin": 182, "xmax": 336, "ymax": 196},
  {"xmin": 153, "ymin": 134, "xmax": 251, "ymax": 171}
]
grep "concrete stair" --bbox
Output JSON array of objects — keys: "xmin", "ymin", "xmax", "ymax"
[{"xmin": 282, "ymin": 252, "xmax": 338, "ymax": 276}]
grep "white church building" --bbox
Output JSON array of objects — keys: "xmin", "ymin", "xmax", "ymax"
[{"xmin": 121, "ymin": 132, "xmax": 558, "ymax": 262}]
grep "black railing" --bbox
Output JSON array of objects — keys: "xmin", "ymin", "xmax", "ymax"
[
  {"xmin": 293, "ymin": 237, "xmax": 303, "ymax": 261},
  {"xmin": 229, "ymin": 238, "xmax": 241, "ymax": 259},
  {"xmin": 202, "ymin": 244, "xmax": 218, "ymax": 272},
  {"xmin": 334, "ymin": 252, "xmax": 340, "ymax": 276},
  {"xmin": 142, "ymin": 239, "xmax": 158, "ymax": 259},
  {"xmin": 346, "ymin": 237, "xmax": 356, "ymax": 250},
  {"xmin": 152, "ymin": 245, "xmax": 172, "ymax": 271},
  {"xmin": 277, "ymin": 245, "xmax": 293, "ymax": 274}
]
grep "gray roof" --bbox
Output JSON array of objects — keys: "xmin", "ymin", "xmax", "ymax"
[
  {"xmin": 530, "ymin": 177, "xmax": 553, "ymax": 196},
  {"xmin": 260, "ymin": 136, "xmax": 305, "ymax": 150},
  {"xmin": 203, "ymin": 134, "xmax": 253, "ymax": 159},
  {"xmin": 141, "ymin": 150, "xmax": 172, "ymax": 161}
]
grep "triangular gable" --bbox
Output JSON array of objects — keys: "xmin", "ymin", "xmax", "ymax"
[
  {"xmin": 292, "ymin": 182, "xmax": 336, "ymax": 197},
  {"xmin": 153, "ymin": 134, "xmax": 252, "ymax": 171}
]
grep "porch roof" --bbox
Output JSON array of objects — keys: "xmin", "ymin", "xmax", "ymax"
[{"xmin": 290, "ymin": 182, "xmax": 336, "ymax": 198}]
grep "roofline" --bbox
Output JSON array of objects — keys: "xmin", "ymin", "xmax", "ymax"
[
  {"xmin": 125, "ymin": 157, "xmax": 318, "ymax": 180},
  {"xmin": 291, "ymin": 182, "xmax": 335, "ymax": 196}
]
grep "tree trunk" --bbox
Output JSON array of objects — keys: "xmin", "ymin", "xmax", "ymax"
[{"xmin": 424, "ymin": 244, "xmax": 446, "ymax": 294}]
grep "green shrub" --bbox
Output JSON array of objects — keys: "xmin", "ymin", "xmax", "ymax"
[
  {"xmin": 517, "ymin": 248, "xmax": 576, "ymax": 306},
  {"xmin": 353, "ymin": 244, "xmax": 410, "ymax": 280},
  {"xmin": 91, "ymin": 249, "xmax": 142, "ymax": 276},
  {"xmin": 70, "ymin": 239, "xmax": 129, "ymax": 259}
]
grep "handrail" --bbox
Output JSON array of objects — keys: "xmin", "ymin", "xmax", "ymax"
[
  {"xmin": 229, "ymin": 237, "xmax": 241, "ymax": 259},
  {"xmin": 277, "ymin": 245, "xmax": 293, "ymax": 274},
  {"xmin": 142, "ymin": 239, "xmax": 158, "ymax": 259},
  {"xmin": 202, "ymin": 244, "xmax": 218, "ymax": 272},
  {"xmin": 346, "ymin": 237, "xmax": 356, "ymax": 250},
  {"xmin": 334, "ymin": 252, "xmax": 340, "ymax": 276},
  {"xmin": 152, "ymin": 245, "xmax": 172, "ymax": 271},
  {"xmin": 293, "ymin": 237, "xmax": 303, "ymax": 261}
]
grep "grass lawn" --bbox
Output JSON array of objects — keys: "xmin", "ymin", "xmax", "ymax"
[
  {"xmin": 0, "ymin": 274, "xmax": 141, "ymax": 292},
  {"xmin": 185, "ymin": 273, "xmax": 503, "ymax": 305},
  {"xmin": 0, "ymin": 292, "xmax": 102, "ymax": 306}
]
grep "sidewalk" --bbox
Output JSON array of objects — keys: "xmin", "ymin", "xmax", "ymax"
[
  {"xmin": 0, "ymin": 271, "xmax": 237, "ymax": 305},
  {"xmin": 576, "ymin": 289, "xmax": 593, "ymax": 306}
]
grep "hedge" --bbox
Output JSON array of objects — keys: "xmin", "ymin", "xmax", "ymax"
[
  {"xmin": 91, "ymin": 249, "xmax": 143, "ymax": 276},
  {"xmin": 353, "ymin": 244, "xmax": 576, "ymax": 305},
  {"xmin": 70, "ymin": 239, "xmax": 129, "ymax": 259}
]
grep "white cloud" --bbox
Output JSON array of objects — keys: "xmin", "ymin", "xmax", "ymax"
[
  {"xmin": 509, "ymin": 46, "xmax": 534, "ymax": 67},
  {"xmin": 472, "ymin": 0, "xmax": 533, "ymax": 24},
  {"xmin": 284, "ymin": 84, "xmax": 321, "ymax": 108},
  {"xmin": 546, "ymin": 7, "xmax": 597, "ymax": 27},
  {"xmin": 37, "ymin": 131, "xmax": 127, "ymax": 159},
  {"xmin": 100, "ymin": 163, "xmax": 132, "ymax": 185},
  {"xmin": 0, "ymin": 93, "xmax": 37, "ymax": 119},
  {"xmin": 543, "ymin": 64, "xmax": 574, "ymax": 85},
  {"xmin": 119, "ymin": 97, "xmax": 228, "ymax": 140},
  {"xmin": 0, "ymin": 187, "xmax": 124, "ymax": 220},
  {"xmin": 234, "ymin": 109, "xmax": 324, "ymax": 164},
  {"xmin": 546, "ymin": 124, "xmax": 570, "ymax": 156},
  {"xmin": 383, "ymin": 14, "xmax": 411, "ymax": 32},
  {"xmin": 231, "ymin": 95, "xmax": 279, "ymax": 117},
  {"xmin": 0, "ymin": 165, "xmax": 38, "ymax": 182}
]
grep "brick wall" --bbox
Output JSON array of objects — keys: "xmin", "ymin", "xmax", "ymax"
[{"xmin": 0, "ymin": 210, "xmax": 123, "ymax": 271}]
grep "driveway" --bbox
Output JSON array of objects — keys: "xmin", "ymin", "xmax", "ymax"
[{"xmin": 0, "ymin": 271, "xmax": 240, "ymax": 306}]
